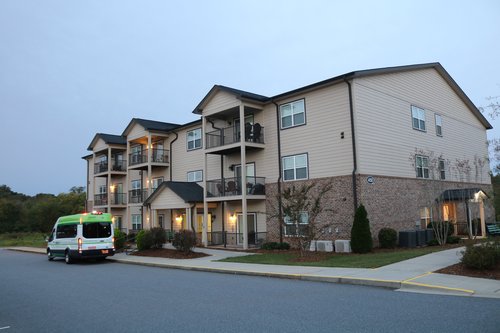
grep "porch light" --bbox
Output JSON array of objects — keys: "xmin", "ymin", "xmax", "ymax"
[
  {"xmin": 175, "ymin": 215, "xmax": 183, "ymax": 224},
  {"xmin": 229, "ymin": 213, "xmax": 237, "ymax": 224},
  {"xmin": 110, "ymin": 184, "xmax": 116, "ymax": 193}
]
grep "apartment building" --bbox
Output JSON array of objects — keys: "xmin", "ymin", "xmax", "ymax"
[{"xmin": 84, "ymin": 62, "xmax": 494, "ymax": 249}]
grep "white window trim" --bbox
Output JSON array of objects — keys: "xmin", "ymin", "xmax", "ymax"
[
  {"xmin": 132, "ymin": 214, "xmax": 142, "ymax": 230},
  {"xmin": 187, "ymin": 128, "xmax": 202, "ymax": 151},
  {"xmin": 411, "ymin": 105, "xmax": 426, "ymax": 132},
  {"xmin": 280, "ymin": 99, "xmax": 306, "ymax": 129},
  {"xmin": 416, "ymin": 155, "xmax": 430, "ymax": 179},
  {"xmin": 438, "ymin": 159, "xmax": 446, "ymax": 180},
  {"xmin": 187, "ymin": 170, "xmax": 203, "ymax": 182},
  {"xmin": 284, "ymin": 211, "xmax": 309, "ymax": 237},
  {"xmin": 435, "ymin": 114, "xmax": 443, "ymax": 137},
  {"xmin": 282, "ymin": 153, "xmax": 308, "ymax": 181}
]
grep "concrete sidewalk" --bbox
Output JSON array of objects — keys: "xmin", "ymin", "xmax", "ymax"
[{"xmin": 6, "ymin": 246, "xmax": 500, "ymax": 299}]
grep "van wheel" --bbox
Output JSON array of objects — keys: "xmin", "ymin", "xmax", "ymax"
[
  {"xmin": 65, "ymin": 251, "xmax": 73, "ymax": 264},
  {"xmin": 47, "ymin": 250, "xmax": 54, "ymax": 261}
]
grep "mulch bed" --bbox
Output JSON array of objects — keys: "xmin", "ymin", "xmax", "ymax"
[
  {"xmin": 435, "ymin": 262, "xmax": 500, "ymax": 280},
  {"xmin": 130, "ymin": 248, "xmax": 210, "ymax": 259}
]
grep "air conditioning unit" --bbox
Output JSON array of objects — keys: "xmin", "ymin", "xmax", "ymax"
[
  {"xmin": 334, "ymin": 240, "xmax": 352, "ymax": 253},
  {"xmin": 309, "ymin": 240, "xmax": 333, "ymax": 252}
]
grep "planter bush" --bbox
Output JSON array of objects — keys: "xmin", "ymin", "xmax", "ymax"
[
  {"xmin": 378, "ymin": 228, "xmax": 397, "ymax": 249},
  {"xmin": 150, "ymin": 227, "xmax": 167, "ymax": 249},
  {"xmin": 461, "ymin": 242, "xmax": 500, "ymax": 270},
  {"xmin": 261, "ymin": 242, "xmax": 290, "ymax": 250},
  {"xmin": 136, "ymin": 230, "xmax": 154, "ymax": 251},
  {"xmin": 172, "ymin": 230, "xmax": 197, "ymax": 253},
  {"xmin": 114, "ymin": 228, "xmax": 126, "ymax": 251}
]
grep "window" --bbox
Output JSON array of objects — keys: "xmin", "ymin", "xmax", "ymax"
[
  {"xmin": 83, "ymin": 222, "xmax": 112, "ymax": 238},
  {"xmin": 98, "ymin": 185, "xmax": 107, "ymax": 194},
  {"xmin": 439, "ymin": 159, "xmax": 446, "ymax": 180},
  {"xmin": 280, "ymin": 99, "xmax": 305, "ymax": 129},
  {"xmin": 56, "ymin": 224, "xmax": 77, "ymax": 239},
  {"xmin": 152, "ymin": 177, "xmax": 163, "ymax": 191},
  {"xmin": 435, "ymin": 114, "xmax": 442, "ymax": 136},
  {"xmin": 415, "ymin": 155, "xmax": 429, "ymax": 179},
  {"xmin": 187, "ymin": 170, "xmax": 203, "ymax": 182},
  {"xmin": 132, "ymin": 215, "xmax": 142, "ymax": 230},
  {"xmin": 187, "ymin": 128, "xmax": 202, "ymax": 150},
  {"xmin": 411, "ymin": 106, "xmax": 426, "ymax": 131},
  {"xmin": 284, "ymin": 212, "xmax": 309, "ymax": 236},
  {"xmin": 282, "ymin": 154, "xmax": 308, "ymax": 181},
  {"xmin": 419, "ymin": 207, "xmax": 431, "ymax": 229}
]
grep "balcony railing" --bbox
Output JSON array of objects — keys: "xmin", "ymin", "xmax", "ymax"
[
  {"xmin": 129, "ymin": 150, "xmax": 148, "ymax": 166},
  {"xmin": 94, "ymin": 193, "xmax": 108, "ymax": 206},
  {"xmin": 206, "ymin": 176, "xmax": 265, "ymax": 197},
  {"xmin": 206, "ymin": 124, "xmax": 264, "ymax": 149},
  {"xmin": 110, "ymin": 192, "xmax": 127, "ymax": 205},
  {"xmin": 129, "ymin": 189, "xmax": 149, "ymax": 204},
  {"xmin": 94, "ymin": 162, "xmax": 108, "ymax": 174},
  {"xmin": 110, "ymin": 160, "xmax": 127, "ymax": 172},
  {"xmin": 129, "ymin": 149, "xmax": 170, "ymax": 166}
]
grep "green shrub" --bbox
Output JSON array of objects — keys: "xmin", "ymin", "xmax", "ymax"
[
  {"xmin": 261, "ymin": 242, "xmax": 290, "ymax": 250},
  {"xmin": 446, "ymin": 235, "xmax": 461, "ymax": 244},
  {"xmin": 136, "ymin": 230, "xmax": 154, "ymax": 251},
  {"xmin": 114, "ymin": 229, "xmax": 126, "ymax": 251},
  {"xmin": 461, "ymin": 242, "xmax": 500, "ymax": 270},
  {"xmin": 150, "ymin": 227, "xmax": 167, "ymax": 249},
  {"xmin": 350, "ymin": 204, "xmax": 373, "ymax": 253},
  {"xmin": 426, "ymin": 238, "xmax": 439, "ymax": 246},
  {"xmin": 172, "ymin": 230, "xmax": 197, "ymax": 253},
  {"xmin": 378, "ymin": 228, "xmax": 397, "ymax": 249}
]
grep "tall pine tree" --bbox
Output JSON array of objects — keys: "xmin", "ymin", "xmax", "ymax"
[{"xmin": 350, "ymin": 204, "xmax": 373, "ymax": 253}]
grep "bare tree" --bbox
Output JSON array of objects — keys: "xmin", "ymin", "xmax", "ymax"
[{"xmin": 268, "ymin": 181, "xmax": 335, "ymax": 256}]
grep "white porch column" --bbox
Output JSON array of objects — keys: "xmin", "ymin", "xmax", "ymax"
[
  {"xmin": 480, "ymin": 200, "xmax": 486, "ymax": 237},
  {"xmin": 147, "ymin": 134, "xmax": 152, "ymax": 197},
  {"xmin": 239, "ymin": 103, "xmax": 248, "ymax": 250},
  {"xmin": 185, "ymin": 207, "xmax": 190, "ymax": 230},
  {"xmin": 107, "ymin": 147, "xmax": 112, "ymax": 212},
  {"xmin": 202, "ymin": 116, "xmax": 208, "ymax": 246}
]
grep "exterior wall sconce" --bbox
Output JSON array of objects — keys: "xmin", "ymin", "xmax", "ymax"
[{"xmin": 175, "ymin": 215, "xmax": 183, "ymax": 224}]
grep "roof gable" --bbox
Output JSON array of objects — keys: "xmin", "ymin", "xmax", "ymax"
[
  {"xmin": 144, "ymin": 181, "xmax": 203, "ymax": 205},
  {"xmin": 122, "ymin": 118, "xmax": 182, "ymax": 136},
  {"xmin": 87, "ymin": 133, "xmax": 126, "ymax": 151},
  {"xmin": 193, "ymin": 85, "xmax": 269, "ymax": 114}
]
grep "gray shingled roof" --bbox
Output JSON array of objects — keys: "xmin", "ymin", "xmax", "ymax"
[
  {"xmin": 144, "ymin": 181, "xmax": 203, "ymax": 205},
  {"xmin": 87, "ymin": 133, "xmax": 126, "ymax": 151}
]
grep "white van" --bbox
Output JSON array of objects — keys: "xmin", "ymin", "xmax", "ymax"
[{"xmin": 47, "ymin": 212, "xmax": 115, "ymax": 264}]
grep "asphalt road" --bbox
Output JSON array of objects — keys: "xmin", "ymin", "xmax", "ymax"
[{"xmin": 1, "ymin": 249, "xmax": 499, "ymax": 333}]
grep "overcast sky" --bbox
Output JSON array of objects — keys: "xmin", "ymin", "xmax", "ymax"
[{"xmin": 0, "ymin": 0, "xmax": 499, "ymax": 196}]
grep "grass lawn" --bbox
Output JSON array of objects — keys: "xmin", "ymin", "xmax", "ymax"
[
  {"xmin": 219, "ymin": 246, "xmax": 460, "ymax": 268},
  {"xmin": 0, "ymin": 232, "xmax": 47, "ymax": 248}
]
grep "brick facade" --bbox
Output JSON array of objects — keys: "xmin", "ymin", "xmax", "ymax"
[{"xmin": 265, "ymin": 174, "xmax": 494, "ymax": 246}]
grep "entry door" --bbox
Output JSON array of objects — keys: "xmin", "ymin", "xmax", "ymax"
[
  {"xmin": 115, "ymin": 183, "xmax": 123, "ymax": 204},
  {"xmin": 114, "ymin": 216, "xmax": 123, "ymax": 230},
  {"xmin": 234, "ymin": 163, "xmax": 255, "ymax": 193},
  {"xmin": 237, "ymin": 213, "xmax": 256, "ymax": 245},
  {"xmin": 153, "ymin": 142, "xmax": 164, "ymax": 162}
]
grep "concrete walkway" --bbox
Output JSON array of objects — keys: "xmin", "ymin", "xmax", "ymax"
[{"xmin": 6, "ymin": 246, "xmax": 500, "ymax": 299}]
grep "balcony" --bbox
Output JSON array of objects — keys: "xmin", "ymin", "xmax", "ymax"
[
  {"xmin": 94, "ymin": 162, "xmax": 108, "ymax": 175},
  {"xmin": 129, "ymin": 149, "xmax": 170, "ymax": 168},
  {"xmin": 206, "ymin": 124, "xmax": 264, "ymax": 151},
  {"xmin": 110, "ymin": 160, "xmax": 127, "ymax": 172},
  {"xmin": 110, "ymin": 192, "xmax": 127, "ymax": 206},
  {"xmin": 129, "ymin": 189, "xmax": 149, "ymax": 204},
  {"xmin": 94, "ymin": 194, "xmax": 108, "ymax": 206},
  {"xmin": 206, "ymin": 176, "xmax": 265, "ymax": 198}
]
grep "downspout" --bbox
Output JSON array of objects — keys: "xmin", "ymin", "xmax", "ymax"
[
  {"xmin": 169, "ymin": 131, "xmax": 179, "ymax": 181},
  {"xmin": 272, "ymin": 101, "xmax": 283, "ymax": 244},
  {"xmin": 344, "ymin": 78, "xmax": 358, "ymax": 213}
]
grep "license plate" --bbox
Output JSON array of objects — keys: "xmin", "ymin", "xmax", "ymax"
[{"xmin": 101, "ymin": 250, "xmax": 108, "ymax": 254}]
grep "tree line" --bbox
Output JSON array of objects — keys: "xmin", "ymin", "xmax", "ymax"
[{"xmin": 0, "ymin": 185, "xmax": 86, "ymax": 234}]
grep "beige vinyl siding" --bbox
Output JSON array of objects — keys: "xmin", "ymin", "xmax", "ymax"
[
  {"xmin": 278, "ymin": 84, "xmax": 352, "ymax": 179},
  {"xmin": 354, "ymin": 69, "xmax": 490, "ymax": 184},
  {"xmin": 127, "ymin": 124, "xmax": 148, "ymax": 142},
  {"xmin": 93, "ymin": 138, "xmax": 108, "ymax": 153},
  {"xmin": 201, "ymin": 91, "xmax": 241, "ymax": 117},
  {"xmin": 150, "ymin": 188, "xmax": 191, "ymax": 210}
]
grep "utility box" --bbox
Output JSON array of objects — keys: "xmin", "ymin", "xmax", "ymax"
[
  {"xmin": 399, "ymin": 231, "xmax": 417, "ymax": 248},
  {"xmin": 425, "ymin": 229, "xmax": 434, "ymax": 243},
  {"xmin": 416, "ymin": 230, "xmax": 427, "ymax": 246},
  {"xmin": 334, "ymin": 240, "xmax": 352, "ymax": 253},
  {"xmin": 309, "ymin": 240, "xmax": 334, "ymax": 252}
]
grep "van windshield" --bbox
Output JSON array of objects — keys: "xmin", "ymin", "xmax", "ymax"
[{"xmin": 83, "ymin": 222, "xmax": 112, "ymax": 239}]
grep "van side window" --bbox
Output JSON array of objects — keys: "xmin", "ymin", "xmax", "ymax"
[
  {"xmin": 83, "ymin": 222, "xmax": 112, "ymax": 238},
  {"xmin": 56, "ymin": 224, "xmax": 77, "ymax": 238}
]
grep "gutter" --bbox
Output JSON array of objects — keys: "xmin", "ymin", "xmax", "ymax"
[
  {"xmin": 344, "ymin": 78, "xmax": 358, "ymax": 212},
  {"xmin": 272, "ymin": 101, "xmax": 284, "ymax": 243}
]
